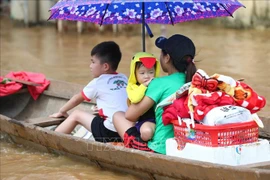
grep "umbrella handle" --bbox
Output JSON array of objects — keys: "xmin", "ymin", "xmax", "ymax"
[{"xmin": 145, "ymin": 23, "xmax": 153, "ymax": 38}]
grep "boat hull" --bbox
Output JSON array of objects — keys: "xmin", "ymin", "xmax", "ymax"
[
  {"xmin": 1, "ymin": 77, "xmax": 270, "ymax": 180},
  {"xmin": 1, "ymin": 114, "xmax": 270, "ymax": 180}
]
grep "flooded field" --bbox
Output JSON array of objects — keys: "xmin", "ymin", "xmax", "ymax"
[{"xmin": 1, "ymin": 16, "xmax": 270, "ymax": 179}]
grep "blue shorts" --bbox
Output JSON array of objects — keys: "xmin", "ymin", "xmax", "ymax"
[{"xmin": 135, "ymin": 118, "xmax": 155, "ymax": 132}]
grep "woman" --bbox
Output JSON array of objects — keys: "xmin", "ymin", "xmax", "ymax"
[{"xmin": 113, "ymin": 34, "xmax": 197, "ymax": 154}]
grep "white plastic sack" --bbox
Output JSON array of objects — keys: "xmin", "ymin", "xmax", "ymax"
[{"xmin": 202, "ymin": 105, "xmax": 253, "ymax": 126}]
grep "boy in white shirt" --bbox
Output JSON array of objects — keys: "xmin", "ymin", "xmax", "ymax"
[{"xmin": 50, "ymin": 41, "xmax": 128, "ymax": 142}]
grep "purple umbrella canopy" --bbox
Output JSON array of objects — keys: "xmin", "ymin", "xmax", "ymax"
[{"xmin": 49, "ymin": 0, "xmax": 245, "ymax": 51}]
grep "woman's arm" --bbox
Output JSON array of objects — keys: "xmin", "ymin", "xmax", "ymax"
[{"xmin": 125, "ymin": 96, "xmax": 155, "ymax": 122}]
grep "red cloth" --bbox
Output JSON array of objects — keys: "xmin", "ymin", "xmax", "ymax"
[
  {"xmin": 124, "ymin": 127, "xmax": 154, "ymax": 152},
  {"xmin": 234, "ymin": 82, "xmax": 266, "ymax": 114},
  {"xmin": 98, "ymin": 108, "xmax": 108, "ymax": 120},
  {"xmin": 192, "ymin": 71, "xmax": 218, "ymax": 92},
  {"xmin": 192, "ymin": 92, "xmax": 235, "ymax": 121},
  {"xmin": 162, "ymin": 70, "xmax": 266, "ymax": 125},
  {"xmin": 189, "ymin": 70, "xmax": 266, "ymax": 118},
  {"xmin": 162, "ymin": 95, "xmax": 190, "ymax": 125},
  {"xmin": 0, "ymin": 71, "xmax": 50, "ymax": 100},
  {"xmin": 0, "ymin": 76, "xmax": 23, "ymax": 96}
]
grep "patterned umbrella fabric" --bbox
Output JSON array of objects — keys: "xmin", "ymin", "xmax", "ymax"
[{"xmin": 49, "ymin": 0, "xmax": 245, "ymax": 51}]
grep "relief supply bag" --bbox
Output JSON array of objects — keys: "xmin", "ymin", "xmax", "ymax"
[{"xmin": 202, "ymin": 105, "xmax": 253, "ymax": 126}]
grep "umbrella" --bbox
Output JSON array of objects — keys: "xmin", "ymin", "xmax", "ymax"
[{"xmin": 49, "ymin": 0, "xmax": 245, "ymax": 51}]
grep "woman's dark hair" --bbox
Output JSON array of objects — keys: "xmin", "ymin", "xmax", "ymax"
[
  {"xmin": 162, "ymin": 49, "xmax": 168, "ymax": 56},
  {"xmin": 162, "ymin": 49, "xmax": 196, "ymax": 83},
  {"xmin": 184, "ymin": 56, "xmax": 197, "ymax": 83}
]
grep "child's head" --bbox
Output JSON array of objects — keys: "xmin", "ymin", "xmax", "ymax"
[
  {"xmin": 135, "ymin": 61, "xmax": 155, "ymax": 85},
  {"xmin": 128, "ymin": 52, "xmax": 160, "ymax": 85},
  {"xmin": 155, "ymin": 34, "xmax": 197, "ymax": 82},
  {"xmin": 90, "ymin": 41, "xmax": 121, "ymax": 78}
]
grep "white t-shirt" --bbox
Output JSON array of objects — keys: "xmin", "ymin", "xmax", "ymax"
[{"xmin": 82, "ymin": 73, "xmax": 128, "ymax": 132}]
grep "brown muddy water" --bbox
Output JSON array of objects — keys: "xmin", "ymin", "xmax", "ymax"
[{"xmin": 1, "ymin": 17, "xmax": 270, "ymax": 179}]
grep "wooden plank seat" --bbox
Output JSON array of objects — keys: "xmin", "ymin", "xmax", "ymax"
[
  {"xmin": 25, "ymin": 117, "xmax": 65, "ymax": 127},
  {"xmin": 25, "ymin": 111, "xmax": 97, "ymax": 128}
]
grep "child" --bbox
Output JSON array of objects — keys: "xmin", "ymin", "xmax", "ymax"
[
  {"xmin": 126, "ymin": 52, "xmax": 160, "ymax": 142},
  {"xmin": 50, "ymin": 41, "xmax": 128, "ymax": 143}
]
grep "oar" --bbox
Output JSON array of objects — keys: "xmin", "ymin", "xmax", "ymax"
[{"xmin": 1, "ymin": 78, "xmax": 42, "ymax": 86}]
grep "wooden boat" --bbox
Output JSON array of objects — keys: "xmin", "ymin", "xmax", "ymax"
[{"xmin": 1, "ymin": 76, "xmax": 270, "ymax": 180}]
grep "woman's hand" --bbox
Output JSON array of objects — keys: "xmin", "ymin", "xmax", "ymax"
[{"xmin": 49, "ymin": 111, "xmax": 69, "ymax": 118}]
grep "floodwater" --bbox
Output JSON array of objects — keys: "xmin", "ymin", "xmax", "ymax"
[
  {"xmin": 1, "ymin": 16, "xmax": 270, "ymax": 179},
  {"xmin": 0, "ymin": 135, "xmax": 139, "ymax": 180}
]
